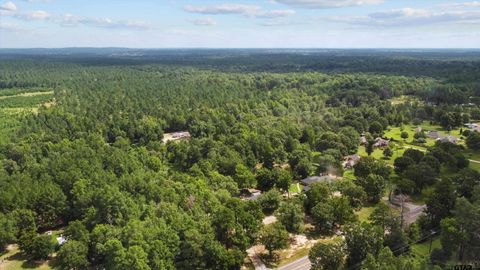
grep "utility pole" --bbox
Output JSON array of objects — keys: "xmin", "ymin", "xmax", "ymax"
[{"xmin": 428, "ymin": 230, "xmax": 434, "ymax": 254}]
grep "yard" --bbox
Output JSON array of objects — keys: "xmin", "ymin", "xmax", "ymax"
[
  {"xmin": 0, "ymin": 245, "xmax": 54, "ymax": 270},
  {"xmin": 357, "ymin": 145, "xmax": 405, "ymax": 166},
  {"xmin": 355, "ymin": 205, "xmax": 376, "ymax": 222},
  {"xmin": 384, "ymin": 122, "xmax": 465, "ymax": 148},
  {"xmin": 411, "ymin": 237, "xmax": 441, "ymax": 258},
  {"xmin": 267, "ymin": 236, "xmax": 342, "ymax": 269}
]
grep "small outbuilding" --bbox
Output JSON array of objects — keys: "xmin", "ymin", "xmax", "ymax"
[
  {"xmin": 427, "ymin": 131, "xmax": 441, "ymax": 139},
  {"xmin": 240, "ymin": 188, "xmax": 262, "ymax": 201},
  {"xmin": 343, "ymin": 154, "xmax": 361, "ymax": 169},
  {"xmin": 373, "ymin": 137, "xmax": 390, "ymax": 148}
]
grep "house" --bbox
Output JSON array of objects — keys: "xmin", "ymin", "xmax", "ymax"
[
  {"xmin": 240, "ymin": 188, "xmax": 262, "ymax": 201},
  {"xmin": 343, "ymin": 154, "xmax": 360, "ymax": 169},
  {"xmin": 172, "ymin": 132, "xmax": 191, "ymax": 139},
  {"xmin": 373, "ymin": 137, "xmax": 390, "ymax": 148},
  {"xmin": 438, "ymin": 135, "xmax": 458, "ymax": 144},
  {"xmin": 162, "ymin": 131, "xmax": 191, "ymax": 143},
  {"xmin": 301, "ymin": 175, "xmax": 335, "ymax": 192},
  {"xmin": 464, "ymin": 123, "xmax": 478, "ymax": 129},
  {"xmin": 360, "ymin": 136, "xmax": 367, "ymax": 145},
  {"xmin": 56, "ymin": 235, "xmax": 67, "ymax": 245},
  {"xmin": 415, "ymin": 127, "xmax": 422, "ymax": 133},
  {"xmin": 427, "ymin": 131, "xmax": 441, "ymax": 139}
]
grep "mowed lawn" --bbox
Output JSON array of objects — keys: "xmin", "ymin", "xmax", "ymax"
[
  {"xmin": 357, "ymin": 145, "xmax": 404, "ymax": 166},
  {"xmin": 411, "ymin": 237, "xmax": 441, "ymax": 257},
  {"xmin": 0, "ymin": 245, "xmax": 54, "ymax": 270},
  {"xmin": 384, "ymin": 122, "xmax": 465, "ymax": 147},
  {"xmin": 381, "ymin": 122, "xmax": 480, "ymax": 171}
]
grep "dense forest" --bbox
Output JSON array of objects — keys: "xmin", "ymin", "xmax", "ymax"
[{"xmin": 0, "ymin": 50, "xmax": 479, "ymax": 270}]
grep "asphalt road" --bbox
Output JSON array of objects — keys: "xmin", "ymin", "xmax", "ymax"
[{"xmin": 276, "ymin": 256, "xmax": 310, "ymax": 270}]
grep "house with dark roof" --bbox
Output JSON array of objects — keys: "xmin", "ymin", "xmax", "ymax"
[
  {"xmin": 301, "ymin": 175, "xmax": 335, "ymax": 192},
  {"xmin": 438, "ymin": 135, "xmax": 458, "ymax": 144}
]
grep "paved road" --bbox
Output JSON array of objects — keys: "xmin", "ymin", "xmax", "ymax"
[{"xmin": 276, "ymin": 256, "xmax": 310, "ymax": 270}]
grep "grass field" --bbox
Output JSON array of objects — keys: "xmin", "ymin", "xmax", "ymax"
[
  {"xmin": 389, "ymin": 95, "xmax": 423, "ymax": 105},
  {"xmin": 357, "ymin": 145, "xmax": 405, "ymax": 166},
  {"xmin": 384, "ymin": 122, "xmax": 465, "ymax": 147},
  {"xmin": 0, "ymin": 88, "xmax": 55, "ymax": 144}
]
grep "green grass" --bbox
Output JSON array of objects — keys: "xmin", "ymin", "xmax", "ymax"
[
  {"xmin": 271, "ymin": 237, "xmax": 342, "ymax": 268},
  {"xmin": 0, "ymin": 87, "xmax": 53, "ymax": 97},
  {"xmin": 289, "ymin": 183, "xmax": 301, "ymax": 194},
  {"xmin": 469, "ymin": 161, "xmax": 480, "ymax": 171},
  {"xmin": 0, "ymin": 89, "xmax": 55, "ymax": 144},
  {"xmin": 411, "ymin": 237, "xmax": 441, "ymax": 258},
  {"xmin": 343, "ymin": 170, "xmax": 356, "ymax": 181},
  {"xmin": 389, "ymin": 95, "xmax": 422, "ymax": 105},
  {"xmin": 0, "ymin": 245, "xmax": 54, "ymax": 270},
  {"xmin": 384, "ymin": 122, "xmax": 465, "ymax": 148},
  {"xmin": 357, "ymin": 145, "xmax": 404, "ymax": 166},
  {"xmin": 355, "ymin": 205, "xmax": 376, "ymax": 222},
  {"xmin": 465, "ymin": 150, "xmax": 480, "ymax": 161},
  {"xmin": 271, "ymin": 246, "xmax": 311, "ymax": 268}
]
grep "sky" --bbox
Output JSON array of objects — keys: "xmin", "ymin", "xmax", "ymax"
[{"xmin": 1, "ymin": 0, "xmax": 480, "ymax": 48}]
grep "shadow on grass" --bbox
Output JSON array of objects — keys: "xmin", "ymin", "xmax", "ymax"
[
  {"xmin": 9, "ymin": 253, "xmax": 43, "ymax": 269},
  {"xmin": 304, "ymin": 226, "xmax": 335, "ymax": 240},
  {"xmin": 6, "ymin": 251, "xmax": 57, "ymax": 269}
]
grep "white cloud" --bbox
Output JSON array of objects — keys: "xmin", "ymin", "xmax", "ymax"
[
  {"xmin": 439, "ymin": 1, "xmax": 480, "ymax": 8},
  {"xmin": 184, "ymin": 4, "xmax": 295, "ymax": 19},
  {"xmin": 0, "ymin": 1, "xmax": 17, "ymax": 11},
  {"xmin": 4, "ymin": 8, "xmax": 150, "ymax": 29},
  {"xmin": 184, "ymin": 4, "xmax": 260, "ymax": 15},
  {"xmin": 0, "ymin": 21, "xmax": 19, "ymax": 30},
  {"xmin": 330, "ymin": 8, "xmax": 480, "ymax": 27},
  {"xmin": 255, "ymin": 9, "xmax": 296, "ymax": 18},
  {"xmin": 20, "ymin": 0, "xmax": 53, "ymax": 2},
  {"xmin": 258, "ymin": 19, "xmax": 292, "ymax": 26},
  {"xmin": 188, "ymin": 17, "xmax": 217, "ymax": 26},
  {"xmin": 273, "ymin": 0, "xmax": 383, "ymax": 9},
  {"xmin": 10, "ymin": 10, "xmax": 51, "ymax": 20}
]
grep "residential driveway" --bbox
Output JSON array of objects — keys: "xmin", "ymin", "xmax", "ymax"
[
  {"xmin": 276, "ymin": 256, "xmax": 310, "ymax": 270},
  {"xmin": 247, "ymin": 245, "xmax": 269, "ymax": 270},
  {"xmin": 403, "ymin": 202, "xmax": 427, "ymax": 225}
]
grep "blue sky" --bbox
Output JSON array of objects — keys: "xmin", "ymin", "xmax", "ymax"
[{"xmin": 1, "ymin": 0, "xmax": 479, "ymax": 48}]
